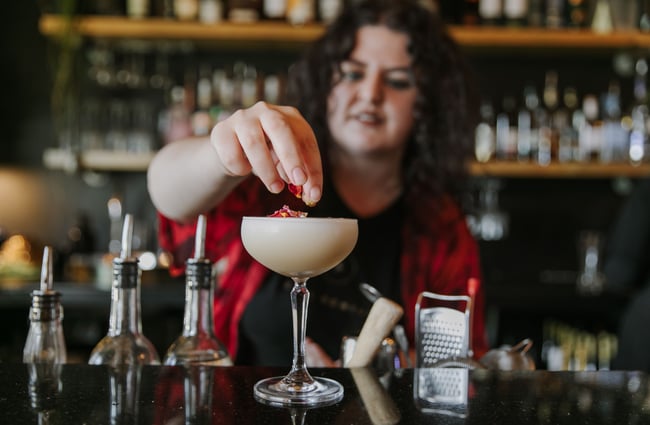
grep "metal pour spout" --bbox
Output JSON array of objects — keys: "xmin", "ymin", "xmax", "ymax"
[
  {"xmin": 39, "ymin": 246, "xmax": 53, "ymax": 293},
  {"xmin": 194, "ymin": 214, "xmax": 206, "ymax": 260},
  {"xmin": 120, "ymin": 214, "xmax": 134, "ymax": 260}
]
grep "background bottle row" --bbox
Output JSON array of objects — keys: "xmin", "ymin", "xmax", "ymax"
[
  {"xmin": 40, "ymin": 0, "xmax": 346, "ymax": 25},
  {"xmin": 475, "ymin": 62, "xmax": 650, "ymax": 165},
  {"xmin": 441, "ymin": 0, "xmax": 647, "ymax": 31},
  {"xmin": 60, "ymin": 47, "xmax": 288, "ymax": 156}
]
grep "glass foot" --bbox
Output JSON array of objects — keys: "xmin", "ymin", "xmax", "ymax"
[{"xmin": 254, "ymin": 376, "xmax": 344, "ymax": 407}]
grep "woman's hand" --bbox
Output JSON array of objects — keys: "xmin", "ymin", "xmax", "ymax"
[{"xmin": 210, "ymin": 101, "xmax": 323, "ymax": 206}]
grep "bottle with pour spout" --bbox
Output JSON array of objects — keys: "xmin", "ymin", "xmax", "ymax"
[
  {"xmin": 23, "ymin": 246, "xmax": 66, "ymax": 425},
  {"xmin": 89, "ymin": 214, "xmax": 160, "ymax": 366},
  {"xmin": 164, "ymin": 214, "xmax": 232, "ymax": 366},
  {"xmin": 23, "ymin": 246, "xmax": 67, "ymax": 364}
]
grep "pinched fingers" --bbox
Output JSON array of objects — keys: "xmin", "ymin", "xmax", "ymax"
[
  {"xmin": 210, "ymin": 102, "xmax": 323, "ymax": 203},
  {"xmin": 210, "ymin": 117, "xmax": 252, "ymax": 177},
  {"xmin": 211, "ymin": 108, "xmax": 284, "ymax": 194},
  {"xmin": 260, "ymin": 105, "xmax": 323, "ymax": 205},
  {"xmin": 233, "ymin": 116, "xmax": 286, "ymax": 194}
]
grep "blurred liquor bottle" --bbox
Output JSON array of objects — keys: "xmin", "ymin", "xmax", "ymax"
[
  {"xmin": 503, "ymin": 0, "xmax": 528, "ymax": 27},
  {"xmin": 495, "ymin": 95, "xmax": 517, "ymax": 160},
  {"xmin": 174, "ymin": 0, "xmax": 199, "ymax": 20},
  {"xmin": 475, "ymin": 100, "xmax": 496, "ymax": 163},
  {"xmin": 286, "ymin": 0, "xmax": 315, "ymax": 25},
  {"xmin": 527, "ymin": 0, "xmax": 544, "ymax": 26},
  {"xmin": 565, "ymin": 0, "xmax": 589, "ymax": 28},
  {"xmin": 479, "ymin": 0, "xmax": 503, "ymax": 26},
  {"xmin": 318, "ymin": 0, "xmax": 343, "ymax": 24},
  {"xmin": 545, "ymin": 0, "xmax": 564, "ymax": 28},
  {"xmin": 557, "ymin": 86, "xmax": 580, "ymax": 163},
  {"xmin": 263, "ymin": 0, "xmax": 287, "ymax": 20},
  {"xmin": 600, "ymin": 80, "xmax": 628, "ymax": 163},
  {"xmin": 641, "ymin": 0, "xmax": 650, "ymax": 31},
  {"xmin": 629, "ymin": 59, "xmax": 649, "ymax": 164},
  {"xmin": 228, "ymin": 0, "xmax": 262, "ymax": 22},
  {"xmin": 516, "ymin": 85, "xmax": 534, "ymax": 161},
  {"xmin": 153, "ymin": 0, "xmax": 175, "ymax": 17},
  {"xmin": 192, "ymin": 65, "xmax": 214, "ymax": 137},
  {"xmin": 199, "ymin": 0, "xmax": 223, "ymax": 23},
  {"xmin": 126, "ymin": 0, "xmax": 150, "ymax": 18}
]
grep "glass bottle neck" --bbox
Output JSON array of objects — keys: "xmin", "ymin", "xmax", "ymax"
[
  {"xmin": 109, "ymin": 262, "xmax": 143, "ymax": 336},
  {"xmin": 109, "ymin": 286, "xmax": 142, "ymax": 336},
  {"xmin": 183, "ymin": 260, "xmax": 215, "ymax": 337},
  {"xmin": 183, "ymin": 286, "xmax": 215, "ymax": 337}
]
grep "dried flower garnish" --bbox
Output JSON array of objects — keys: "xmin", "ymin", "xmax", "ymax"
[
  {"xmin": 288, "ymin": 183, "xmax": 317, "ymax": 207},
  {"xmin": 268, "ymin": 205, "xmax": 308, "ymax": 218},
  {"xmin": 288, "ymin": 183, "xmax": 302, "ymax": 199}
]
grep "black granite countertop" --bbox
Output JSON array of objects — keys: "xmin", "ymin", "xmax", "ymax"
[{"xmin": 2, "ymin": 364, "xmax": 650, "ymax": 424}]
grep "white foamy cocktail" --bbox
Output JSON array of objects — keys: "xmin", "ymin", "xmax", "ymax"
[
  {"xmin": 240, "ymin": 215, "xmax": 358, "ymax": 407},
  {"xmin": 241, "ymin": 216, "xmax": 358, "ymax": 279}
]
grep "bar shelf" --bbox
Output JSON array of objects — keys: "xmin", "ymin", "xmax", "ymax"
[{"xmin": 39, "ymin": 15, "xmax": 650, "ymax": 51}]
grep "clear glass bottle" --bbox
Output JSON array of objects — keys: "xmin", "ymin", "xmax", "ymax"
[
  {"xmin": 89, "ymin": 214, "xmax": 160, "ymax": 366},
  {"xmin": 23, "ymin": 246, "xmax": 67, "ymax": 365},
  {"xmin": 27, "ymin": 362, "xmax": 62, "ymax": 425},
  {"xmin": 183, "ymin": 366, "xmax": 214, "ymax": 423},
  {"xmin": 164, "ymin": 214, "xmax": 232, "ymax": 366},
  {"xmin": 108, "ymin": 364, "xmax": 142, "ymax": 424},
  {"xmin": 629, "ymin": 59, "xmax": 649, "ymax": 165},
  {"xmin": 474, "ymin": 100, "xmax": 496, "ymax": 163}
]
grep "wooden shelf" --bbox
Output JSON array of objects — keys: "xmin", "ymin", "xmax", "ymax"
[
  {"xmin": 38, "ymin": 15, "xmax": 323, "ymax": 49},
  {"xmin": 469, "ymin": 160, "xmax": 650, "ymax": 178},
  {"xmin": 43, "ymin": 148, "xmax": 155, "ymax": 172},
  {"xmin": 42, "ymin": 147, "xmax": 650, "ymax": 177},
  {"xmin": 451, "ymin": 26, "xmax": 650, "ymax": 50},
  {"xmin": 38, "ymin": 15, "xmax": 650, "ymax": 50}
]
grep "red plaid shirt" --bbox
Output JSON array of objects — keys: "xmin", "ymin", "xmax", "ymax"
[{"xmin": 158, "ymin": 177, "xmax": 488, "ymax": 360}]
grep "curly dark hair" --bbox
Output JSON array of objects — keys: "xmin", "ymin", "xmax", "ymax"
[{"xmin": 286, "ymin": 0, "xmax": 478, "ymax": 206}]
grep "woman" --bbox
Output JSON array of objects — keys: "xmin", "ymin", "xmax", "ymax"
[{"xmin": 148, "ymin": 0, "xmax": 488, "ymax": 366}]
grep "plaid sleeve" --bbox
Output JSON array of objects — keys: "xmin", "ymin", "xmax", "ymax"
[{"xmin": 157, "ymin": 177, "xmax": 304, "ymax": 276}]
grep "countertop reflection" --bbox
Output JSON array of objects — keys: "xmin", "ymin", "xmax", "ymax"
[{"xmin": 2, "ymin": 364, "xmax": 650, "ymax": 424}]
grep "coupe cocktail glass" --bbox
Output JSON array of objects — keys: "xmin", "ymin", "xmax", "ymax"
[{"xmin": 241, "ymin": 216, "xmax": 358, "ymax": 407}]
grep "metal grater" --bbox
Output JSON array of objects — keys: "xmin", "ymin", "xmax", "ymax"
[
  {"xmin": 413, "ymin": 291, "xmax": 474, "ymax": 419},
  {"xmin": 415, "ymin": 291, "xmax": 472, "ymax": 368},
  {"xmin": 414, "ymin": 368, "xmax": 469, "ymax": 418}
]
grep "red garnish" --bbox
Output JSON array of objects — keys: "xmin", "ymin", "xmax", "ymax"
[
  {"xmin": 288, "ymin": 183, "xmax": 317, "ymax": 207},
  {"xmin": 268, "ymin": 205, "xmax": 308, "ymax": 218},
  {"xmin": 288, "ymin": 183, "xmax": 302, "ymax": 199}
]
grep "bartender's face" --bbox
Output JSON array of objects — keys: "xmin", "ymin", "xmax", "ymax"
[{"xmin": 327, "ymin": 25, "xmax": 417, "ymax": 156}]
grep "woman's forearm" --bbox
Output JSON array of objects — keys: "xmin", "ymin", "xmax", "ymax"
[{"xmin": 147, "ymin": 137, "xmax": 244, "ymax": 222}]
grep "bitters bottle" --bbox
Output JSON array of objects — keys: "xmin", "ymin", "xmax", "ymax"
[
  {"xmin": 163, "ymin": 214, "xmax": 232, "ymax": 366},
  {"xmin": 89, "ymin": 214, "xmax": 160, "ymax": 366}
]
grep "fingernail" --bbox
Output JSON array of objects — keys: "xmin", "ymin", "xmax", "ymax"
[
  {"xmin": 292, "ymin": 167, "xmax": 307, "ymax": 185},
  {"xmin": 270, "ymin": 181, "xmax": 284, "ymax": 193},
  {"xmin": 309, "ymin": 187, "xmax": 321, "ymax": 203}
]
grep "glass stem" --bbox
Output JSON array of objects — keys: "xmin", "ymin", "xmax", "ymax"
[{"xmin": 287, "ymin": 277, "xmax": 314, "ymax": 386}]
